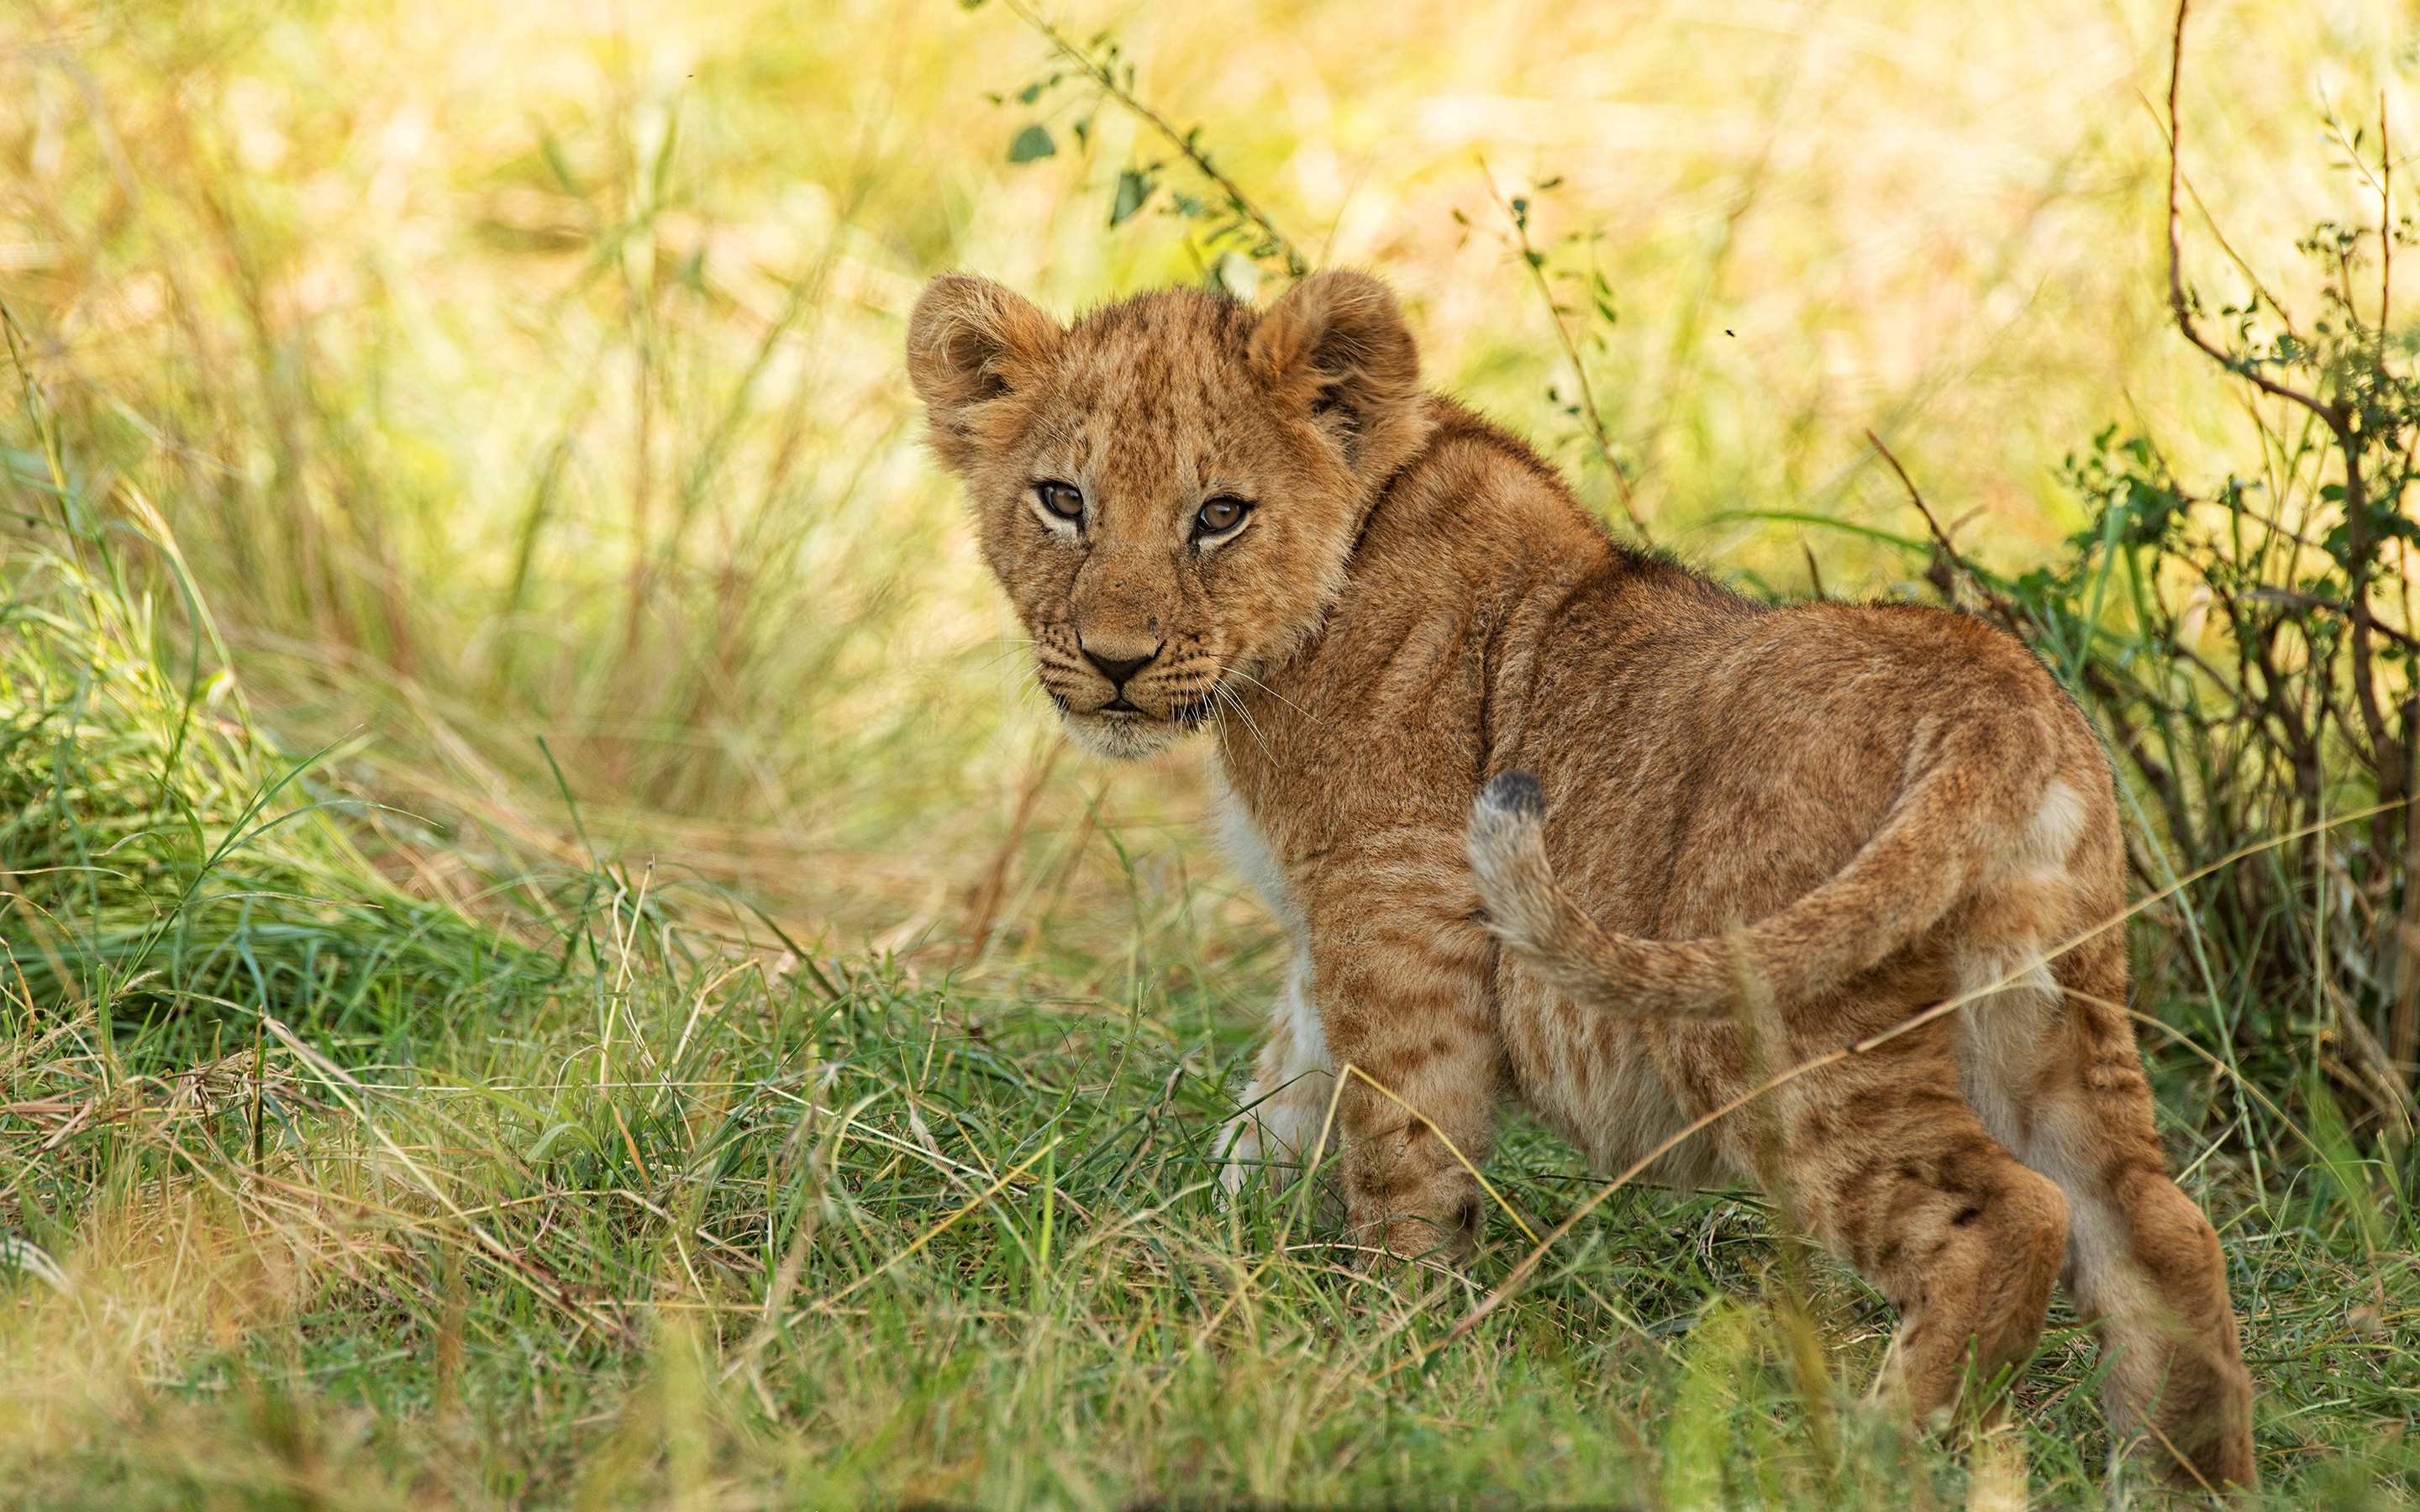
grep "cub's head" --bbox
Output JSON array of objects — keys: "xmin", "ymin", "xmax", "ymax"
[{"xmin": 906, "ymin": 270, "xmax": 1428, "ymax": 759}]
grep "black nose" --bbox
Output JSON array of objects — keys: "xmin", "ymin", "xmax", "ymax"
[{"xmin": 1081, "ymin": 643, "xmax": 1160, "ymax": 688}]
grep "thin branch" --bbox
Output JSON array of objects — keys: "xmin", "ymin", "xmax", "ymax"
[
  {"xmin": 2139, "ymin": 92, "xmax": 2298, "ymax": 335},
  {"xmin": 1481, "ymin": 166, "xmax": 1651, "ymax": 547},
  {"xmin": 2167, "ymin": 0, "xmax": 2399, "ymax": 795},
  {"xmin": 1865, "ymin": 429, "xmax": 2023, "ymax": 633},
  {"xmin": 997, "ymin": 0, "xmax": 1307, "ymax": 277},
  {"xmin": 2165, "ymin": 0, "xmax": 2342, "ymax": 430},
  {"xmin": 2240, "ymin": 586, "xmax": 2420, "ymax": 655}
]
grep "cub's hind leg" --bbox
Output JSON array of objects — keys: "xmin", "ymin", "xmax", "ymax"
[
  {"xmin": 1762, "ymin": 1027, "xmax": 2070, "ymax": 1433},
  {"xmin": 2013, "ymin": 945, "xmax": 2254, "ymax": 1489},
  {"xmin": 1219, "ymin": 952, "xmax": 1336, "ymax": 1196},
  {"xmin": 1945, "ymin": 759, "xmax": 2253, "ymax": 1485}
]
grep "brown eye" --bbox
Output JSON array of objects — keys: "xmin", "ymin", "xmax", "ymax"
[
  {"xmin": 1195, "ymin": 496, "xmax": 1249, "ymax": 536},
  {"xmin": 1036, "ymin": 481, "xmax": 1085, "ymax": 521}
]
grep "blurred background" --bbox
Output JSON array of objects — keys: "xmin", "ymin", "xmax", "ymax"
[{"xmin": 3, "ymin": 0, "xmax": 2405, "ymax": 955}]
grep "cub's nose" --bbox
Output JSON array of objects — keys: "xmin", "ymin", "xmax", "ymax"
[{"xmin": 1081, "ymin": 641, "xmax": 1160, "ymax": 689}]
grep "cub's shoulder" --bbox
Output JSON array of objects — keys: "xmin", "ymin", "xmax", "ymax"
[
  {"xmin": 1370, "ymin": 397, "xmax": 1618, "ymax": 563},
  {"xmin": 1413, "ymin": 399, "xmax": 1573, "ymax": 496}
]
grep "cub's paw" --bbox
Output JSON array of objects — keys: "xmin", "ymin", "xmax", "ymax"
[
  {"xmin": 1215, "ymin": 1115, "xmax": 1265, "ymax": 1201},
  {"xmin": 1345, "ymin": 1203, "xmax": 1482, "ymax": 1275}
]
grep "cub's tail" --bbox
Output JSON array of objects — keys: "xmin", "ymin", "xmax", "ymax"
[{"xmin": 1465, "ymin": 722, "xmax": 2060, "ymax": 1017}]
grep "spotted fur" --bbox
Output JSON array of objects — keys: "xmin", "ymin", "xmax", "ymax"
[{"xmin": 907, "ymin": 270, "xmax": 2254, "ymax": 1489}]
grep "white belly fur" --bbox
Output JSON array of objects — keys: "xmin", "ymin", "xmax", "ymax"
[{"xmin": 1213, "ymin": 785, "xmax": 1336, "ymax": 1192}]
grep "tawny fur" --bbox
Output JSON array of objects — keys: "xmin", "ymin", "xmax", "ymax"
[{"xmin": 905, "ymin": 270, "xmax": 2256, "ymax": 1489}]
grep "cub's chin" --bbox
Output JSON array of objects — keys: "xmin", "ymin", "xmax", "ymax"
[{"xmin": 1062, "ymin": 707, "xmax": 1192, "ymax": 761}]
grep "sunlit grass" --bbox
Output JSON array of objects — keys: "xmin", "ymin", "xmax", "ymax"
[{"xmin": 1, "ymin": 803, "xmax": 2413, "ymax": 1505}]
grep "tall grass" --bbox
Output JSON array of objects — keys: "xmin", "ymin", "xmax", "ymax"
[
  {"xmin": 2, "ymin": 320, "xmax": 553, "ymax": 1046},
  {"xmin": 2, "ymin": 0, "xmax": 2418, "ymax": 1505}
]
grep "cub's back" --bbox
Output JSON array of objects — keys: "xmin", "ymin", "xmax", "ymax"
[{"xmin": 1512, "ymin": 591, "xmax": 2091, "ymax": 943}]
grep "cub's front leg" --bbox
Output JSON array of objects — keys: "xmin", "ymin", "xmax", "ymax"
[
  {"xmin": 1218, "ymin": 950, "xmax": 1337, "ymax": 1196},
  {"xmin": 1299, "ymin": 858, "xmax": 1505, "ymax": 1264}
]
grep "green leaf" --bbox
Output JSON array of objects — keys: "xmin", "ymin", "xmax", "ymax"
[
  {"xmin": 1007, "ymin": 124, "xmax": 1056, "ymax": 164},
  {"xmin": 526, "ymin": 1121, "xmax": 590, "ymax": 1163},
  {"xmin": 1111, "ymin": 167, "xmax": 1153, "ymax": 226}
]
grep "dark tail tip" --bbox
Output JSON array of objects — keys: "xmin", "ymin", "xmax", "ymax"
[{"xmin": 1481, "ymin": 769, "xmax": 1547, "ymax": 820}]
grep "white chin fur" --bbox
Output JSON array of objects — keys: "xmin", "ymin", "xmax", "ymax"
[{"xmin": 1064, "ymin": 712, "xmax": 1185, "ymax": 760}]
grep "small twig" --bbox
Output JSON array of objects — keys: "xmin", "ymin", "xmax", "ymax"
[
  {"xmin": 956, "ymin": 735, "xmax": 1065, "ymax": 968},
  {"xmin": 1480, "ymin": 166, "xmax": 1651, "ymax": 547},
  {"xmin": 996, "ymin": 0, "xmax": 1306, "ymax": 277},
  {"xmin": 1865, "ymin": 429, "xmax": 2023, "ymax": 633},
  {"xmin": 2165, "ymin": 0, "xmax": 2341, "ymax": 432},
  {"xmin": 2240, "ymin": 587, "xmax": 2420, "ymax": 654},
  {"xmin": 2136, "ymin": 93, "xmax": 2298, "ymax": 338},
  {"xmin": 2169, "ymin": 32, "xmax": 2401, "ymax": 809}
]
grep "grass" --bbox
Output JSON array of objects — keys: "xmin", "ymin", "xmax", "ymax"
[
  {"xmin": 1, "ymin": 691, "xmax": 2415, "ymax": 1507},
  {"xmin": 3, "ymin": 0, "xmax": 2419, "ymax": 1505}
]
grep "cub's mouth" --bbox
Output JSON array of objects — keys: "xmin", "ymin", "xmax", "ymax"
[{"xmin": 1043, "ymin": 678, "xmax": 1225, "ymax": 757}]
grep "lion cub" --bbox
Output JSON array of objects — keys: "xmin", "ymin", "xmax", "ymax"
[{"xmin": 907, "ymin": 270, "xmax": 2254, "ymax": 1487}]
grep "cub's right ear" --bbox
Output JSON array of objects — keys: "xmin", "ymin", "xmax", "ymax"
[{"xmin": 905, "ymin": 274, "xmax": 1062, "ymax": 476}]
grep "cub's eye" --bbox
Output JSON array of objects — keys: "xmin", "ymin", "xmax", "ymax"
[
  {"xmin": 1036, "ymin": 481, "xmax": 1085, "ymax": 522},
  {"xmin": 1194, "ymin": 496, "xmax": 1250, "ymax": 537}
]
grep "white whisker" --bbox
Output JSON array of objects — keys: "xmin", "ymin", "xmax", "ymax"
[
  {"xmin": 1213, "ymin": 679, "xmax": 1273, "ymax": 762},
  {"xmin": 1222, "ymin": 664, "xmax": 1317, "ymax": 727}
]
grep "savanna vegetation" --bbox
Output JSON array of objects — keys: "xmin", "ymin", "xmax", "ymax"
[{"xmin": 1, "ymin": 0, "xmax": 2417, "ymax": 1505}]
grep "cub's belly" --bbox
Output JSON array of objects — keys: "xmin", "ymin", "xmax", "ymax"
[{"xmin": 1496, "ymin": 970, "xmax": 1735, "ymax": 1189}]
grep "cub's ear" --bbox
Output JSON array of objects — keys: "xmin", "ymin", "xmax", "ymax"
[
  {"xmin": 905, "ymin": 274, "xmax": 1062, "ymax": 475},
  {"xmin": 1248, "ymin": 270, "xmax": 1424, "ymax": 477}
]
